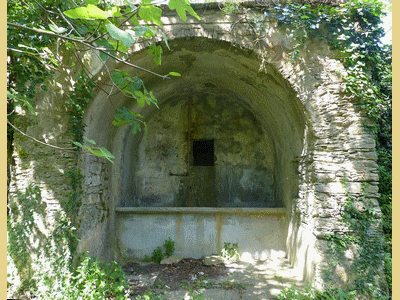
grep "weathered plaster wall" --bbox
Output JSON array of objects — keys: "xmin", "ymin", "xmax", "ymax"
[
  {"xmin": 129, "ymin": 90, "xmax": 277, "ymax": 208},
  {"xmin": 116, "ymin": 208, "xmax": 287, "ymax": 260}
]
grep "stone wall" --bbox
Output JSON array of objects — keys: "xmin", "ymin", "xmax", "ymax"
[
  {"xmin": 8, "ymin": 1, "xmax": 383, "ymax": 291},
  {"xmin": 9, "ymin": 66, "xmax": 78, "ymax": 225}
]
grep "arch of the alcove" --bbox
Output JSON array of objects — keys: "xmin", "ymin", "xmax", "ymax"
[
  {"xmin": 79, "ymin": 36, "xmax": 310, "ymax": 268},
  {"xmin": 83, "ymin": 37, "xmax": 308, "ymax": 211},
  {"xmin": 104, "ymin": 38, "xmax": 308, "ymax": 210}
]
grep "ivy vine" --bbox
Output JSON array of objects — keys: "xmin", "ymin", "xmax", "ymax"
[
  {"xmin": 227, "ymin": 0, "xmax": 392, "ymax": 296},
  {"xmin": 324, "ymin": 182, "xmax": 389, "ymax": 298}
]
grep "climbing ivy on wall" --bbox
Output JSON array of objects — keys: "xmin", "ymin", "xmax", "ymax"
[
  {"xmin": 7, "ymin": 182, "xmax": 128, "ymax": 299},
  {"xmin": 7, "ymin": 0, "xmax": 199, "ymax": 298},
  {"xmin": 325, "ymin": 181, "xmax": 388, "ymax": 298},
  {"xmin": 223, "ymin": 0, "xmax": 391, "ymax": 296},
  {"xmin": 243, "ymin": 0, "xmax": 392, "ymax": 296},
  {"xmin": 65, "ymin": 72, "xmax": 95, "ymax": 144},
  {"xmin": 7, "ymin": 0, "xmax": 391, "ymax": 298}
]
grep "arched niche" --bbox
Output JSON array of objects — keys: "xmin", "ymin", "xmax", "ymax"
[
  {"xmin": 82, "ymin": 37, "xmax": 307, "ymax": 261},
  {"xmin": 121, "ymin": 86, "xmax": 279, "ymax": 208},
  {"xmin": 105, "ymin": 38, "xmax": 307, "ymax": 210}
]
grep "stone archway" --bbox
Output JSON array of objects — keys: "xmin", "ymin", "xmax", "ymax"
[
  {"xmin": 80, "ymin": 36, "xmax": 307, "ymax": 268},
  {"xmin": 75, "ymin": 6, "xmax": 380, "ymax": 289},
  {"xmin": 7, "ymin": 2, "xmax": 385, "ymax": 294}
]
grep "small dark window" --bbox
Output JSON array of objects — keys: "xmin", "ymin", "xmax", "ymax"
[{"xmin": 191, "ymin": 139, "xmax": 214, "ymax": 166}]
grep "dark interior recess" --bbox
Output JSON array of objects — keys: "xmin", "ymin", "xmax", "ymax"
[{"xmin": 191, "ymin": 139, "xmax": 215, "ymax": 166}]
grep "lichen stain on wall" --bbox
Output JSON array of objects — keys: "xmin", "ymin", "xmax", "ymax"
[{"xmin": 130, "ymin": 89, "xmax": 279, "ymax": 208}]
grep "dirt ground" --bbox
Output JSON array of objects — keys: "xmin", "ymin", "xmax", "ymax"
[
  {"xmin": 122, "ymin": 256, "xmax": 304, "ymax": 299},
  {"xmin": 123, "ymin": 258, "xmax": 230, "ymax": 297}
]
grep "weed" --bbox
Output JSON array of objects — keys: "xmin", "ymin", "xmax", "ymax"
[
  {"xmin": 221, "ymin": 0, "xmax": 240, "ymax": 15},
  {"xmin": 277, "ymin": 285, "xmax": 358, "ymax": 300},
  {"xmin": 180, "ymin": 279, "xmax": 188, "ymax": 288},
  {"xmin": 153, "ymin": 279, "xmax": 166, "ymax": 289},
  {"xmin": 195, "ymin": 276, "xmax": 214, "ymax": 289},
  {"xmin": 151, "ymin": 246, "xmax": 165, "ymax": 264},
  {"xmin": 180, "ymin": 273, "xmax": 215, "ymax": 291},
  {"xmin": 145, "ymin": 238, "xmax": 176, "ymax": 264},
  {"xmin": 221, "ymin": 242, "xmax": 240, "ymax": 262},
  {"xmin": 164, "ymin": 237, "xmax": 175, "ymax": 257},
  {"xmin": 17, "ymin": 149, "xmax": 29, "ymax": 158},
  {"xmin": 186, "ymin": 288, "xmax": 205, "ymax": 300},
  {"xmin": 68, "ymin": 252, "xmax": 129, "ymax": 299},
  {"xmin": 134, "ymin": 290, "xmax": 166, "ymax": 299},
  {"xmin": 274, "ymin": 274, "xmax": 283, "ymax": 281}
]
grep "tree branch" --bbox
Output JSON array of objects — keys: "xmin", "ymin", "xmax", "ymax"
[
  {"xmin": 89, "ymin": 9, "xmax": 139, "ymax": 44},
  {"xmin": 7, "ymin": 47, "xmax": 61, "ymax": 72},
  {"xmin": 57, "ymin": 7, "xmax": 83, "ymax": 38},
  {"xmin": 7, "ymin": 22, "xmax": 170, "ymax": 79},
  {"xmin": 8, "ymin": 22, "xmax": 85, "ymax": 43},
  {"xmin": 7, "ymin": 120, "xmax": 77, "ymax": 152}
]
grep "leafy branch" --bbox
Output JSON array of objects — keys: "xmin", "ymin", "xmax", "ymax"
[
  {"xmin": 7, "ymin": 22, "xmax": 169, "ymax": 79},
  {"xmin": 7, "ymin": 0, "xmax": 199, "ymax": 163}
]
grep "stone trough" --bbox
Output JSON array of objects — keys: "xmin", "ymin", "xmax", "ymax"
[{"xmin": 116, "ymin": 207, "xmax": 287, "ymax": 260}]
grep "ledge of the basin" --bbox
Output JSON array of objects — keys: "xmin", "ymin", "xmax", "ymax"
[{"xmin": 115, "ymin": 207, "xmax": 287, "ymax": 215}]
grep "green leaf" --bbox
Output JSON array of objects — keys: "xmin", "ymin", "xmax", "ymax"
[
  {"xmin": 108, "ymin": 40, "xmax": 128, "ymax": 53},
  {"xmin": 132, "ymin": 121, "xmax": 142, "ymax": 135},
  {"xmin": 112, "ymin": 117, "xmax": 125, "ymax": 127},
  {"xmin": 8, "ymin": 89, "xmax": 36, "ymax": 118},
  {"xmin": 132, "ymin": 76, "xmax": 144, "ymax": 90},
  {"xmin": 148, "ymin": 91, "xmax": 159, "ymax": 108},
  {"xmin": 63, "ymin": 4, "xmax": 109, "ymax": 20},
  {"xmin": 169, "ymin": 72, "xmax": 181, "ymax": 76},
  {"xmin": 124, "ymin": 85, "xmax": 136, "ymax": 98},
  {"xmin": 149, "ymin": 91, "xmax": 156, "ymax": 100},
  {"xmin": 72, "ymin": 141, "xmax": 83, "ymax": 148},
  {"xmin": 84, "ymin": 136, "xmax": 96, "ymax": 145},
  {"xmin": 87, "ymin": 147, "xmax": 103, "ymax": 157},
  {"xmin": 109, "ymin": 6, "xmax": 122, "ymax": 17},
  {"xmin": 134, "ymin": 91, "xmax": 146, "ymax": 107},
  {"xmin": 49, "ymin": 24, "xmax": 67, "ymax": 34},
  {"xmin": 95, "ymin": 38, "xmax": 114, "ymax": 61},
  {"xmin": 106, "ymin": 23, "xmax": 136, "ymax": 47},
  {"xmin": 134, "ymin": 25, "xmax": 150, "ymax": 37},
  {"xmin": 113, "ymin": 108, "xmax": 145, "ymax": 136},
  {"xmin": 65, "ymin": 41, "xmax": 75, "ymax": 50},
  {"xmin": 161, "ymin": 31, "xmax": 170, "ymax": 50},
  {"xmin": 168, "ymin": 0, "xmax": 200, "ymax": 21},
  {"xmin": 85, "ymin": 0, "xmax": 99, "ymax": 4},
  {"xmin": 143, "ymin": 27, "xmax": 156, "ymax": 39},
  {"xmin": 99, "ymin": 147, "xmax": 115, "ymax": 160},
  {"xmin": 147, "ymin": 44, "xmax": 162, "ymax": 65},
  {"xmin": 138, "ymin": 5, "xmax": 163, "ymax": 26},
  {"xmin": 24, "ymin": 101, "xmax": 36, "ymax": 117},
  {"xmin": 7, "ymin": 90, "xmax": 15, "ymax": 100}
]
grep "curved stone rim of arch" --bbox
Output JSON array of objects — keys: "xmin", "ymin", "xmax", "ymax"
[
  {"xmin": 83, "ymin": 35, "xmax": 309, "ymax": 208},
  {"xmin": 78, "ymin": 7, "xmax": 378, "ymax": 289}
]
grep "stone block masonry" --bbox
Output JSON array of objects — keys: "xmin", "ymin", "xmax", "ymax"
[{"xmin": 8, "ymin": 1, "xmax": 385, "ymax": 294}]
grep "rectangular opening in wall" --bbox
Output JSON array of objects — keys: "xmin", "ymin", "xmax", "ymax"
[{"xmin": 191, "ymin": 139, "xmax": 215, "ymax": 166}]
